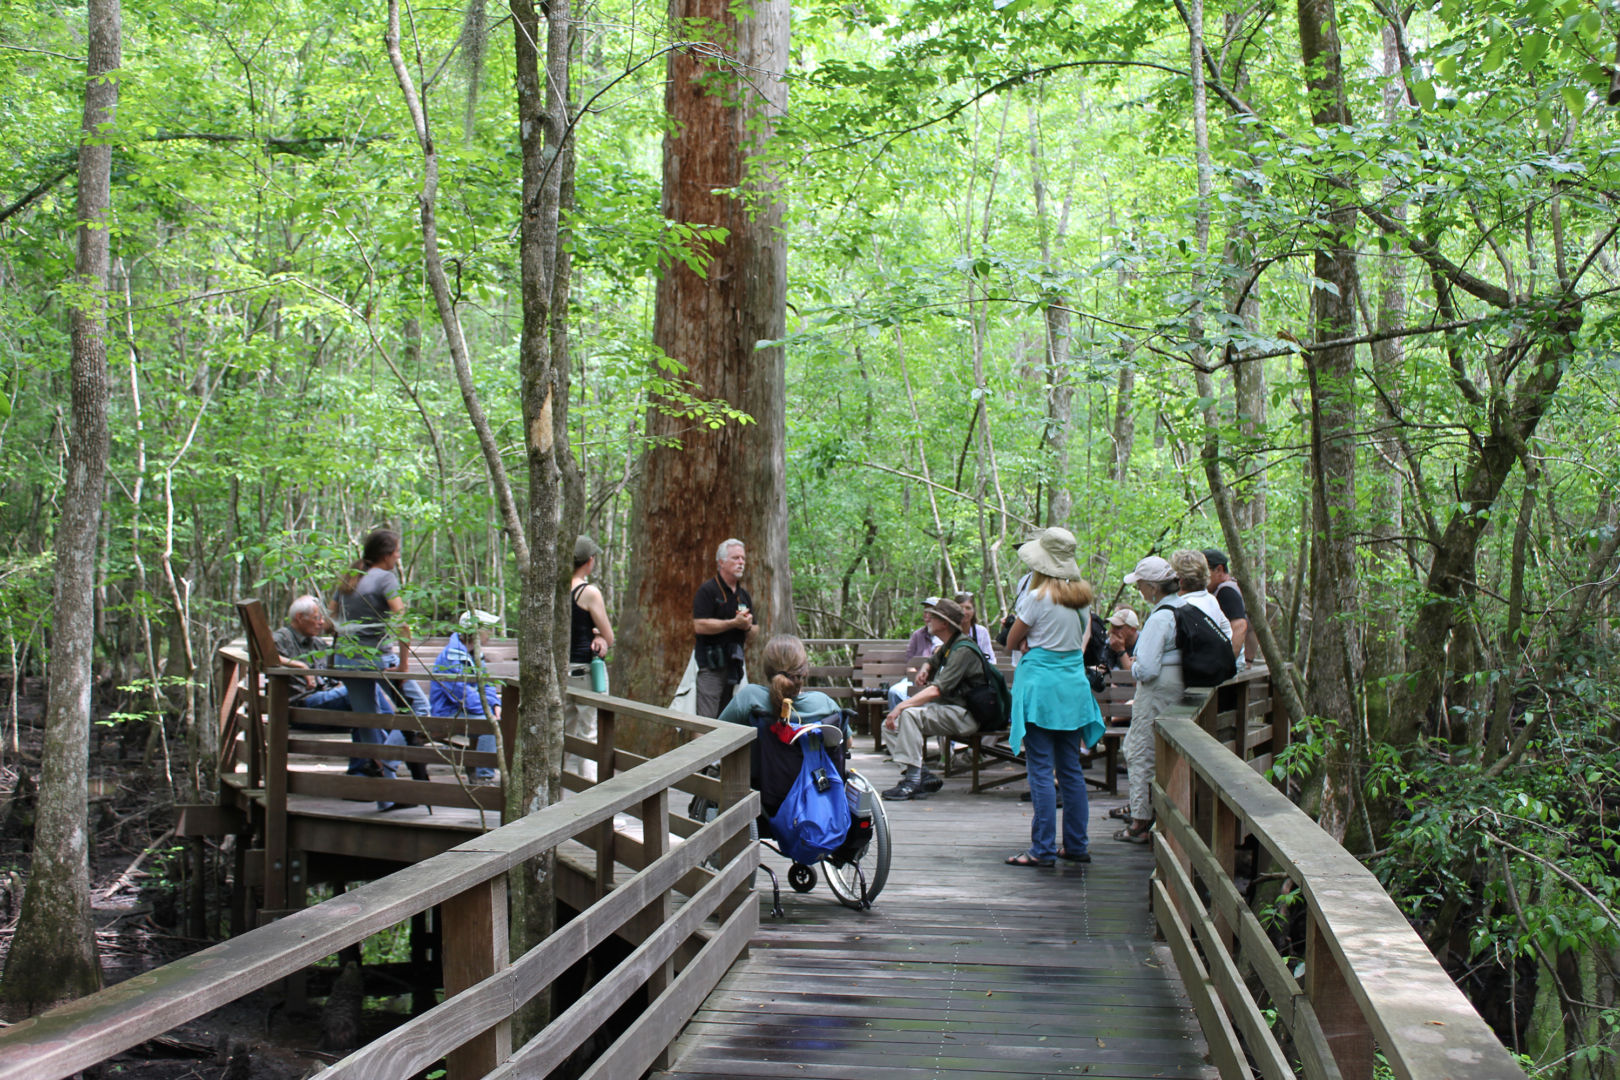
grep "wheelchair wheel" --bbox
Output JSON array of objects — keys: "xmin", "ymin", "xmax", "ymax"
[
  {"xmin": 788, "ymin": 863, "xmax": 817, "ymax": 893},
  {"xmin": 822, "ymin": 769, "xmax": 891, "ymax": 910}
]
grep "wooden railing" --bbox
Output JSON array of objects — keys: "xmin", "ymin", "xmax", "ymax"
[
  {"xmin": 1151, "ymin": 697, "xmax": 1526, "ymax": 1080},
  {"xmin": 0, "ymin": 691, "xmax": 759, "ymax": 1080}
]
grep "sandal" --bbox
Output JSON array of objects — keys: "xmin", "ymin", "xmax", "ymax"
[
  {"xmin": 1005, "ymin": 851, "xmax": 1055, "ymax": 868},
  {"xmin": 1113, "ymin": 823, "xmax": 1151, "ymax": 844},
  {"xmin": 1056, "ymin": 848, "xmax": 1092, "ymax": 863},
  {"xmin": 1107, "ymin": 806, "xmax": 1132, "ymax": 821}
]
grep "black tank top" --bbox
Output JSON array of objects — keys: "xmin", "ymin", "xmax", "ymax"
[{"xmin": 570, "ymin": 583, "xmax": 596, "ymax": 664}]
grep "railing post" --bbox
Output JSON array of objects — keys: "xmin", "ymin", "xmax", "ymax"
[
  {"xmin": 1209, "ymin": 796, "xmax": 1238, "ymax": 953},
  {"xmin": 443, "ymin": 877, "xmax": 512, "ymax": 1080},
  {"xmin": 717, "ymin": 739, "xmax": 753, "ymax": 956},
  {"xmin": 638, "ymin": 788, "xmax": 673, "ymax": 1070},
  {"xmin": 264, "ymin": 673, "xmax": 289, "ymax": 914},
  {"xmin": 1154, "ymin": 724, "xmax": 1193, "ymax": 927},
  {"xmin": 1268, "ymin": 672, "xmax": 1288, "ymax": 776},
  {"xmin": 1304, "ymin": 907, "xmax": 1374, "ymax": 1080},
  {"xmin": 593, "ymin": 707, "xmax": 617, "ymax": 899}
]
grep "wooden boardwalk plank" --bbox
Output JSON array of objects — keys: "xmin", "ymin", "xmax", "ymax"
[{"xmin": 653, "ymin": 747, "xmax": 1215, "ymax": 1080}]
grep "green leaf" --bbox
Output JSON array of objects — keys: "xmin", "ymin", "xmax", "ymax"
[
  {"xmin": 1411, "ymin": 79, "xmax": 1436, "ymax": 111},
  {"xmin": 1523, "ymin": 33, "xmax": 1550, "ymax": 67},
  {"xmin": 1562, "ymin": 85, "xmax": 1587, "ymax": 118}
]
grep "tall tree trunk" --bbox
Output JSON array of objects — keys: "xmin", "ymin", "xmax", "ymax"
[
  {"xmin": 1221, "ymin": 12, "xmax": 1267, "ymax": 596},
  {"xmin": 386, "ymin": 7, "xmax": 529, "ymax": 567},
  {"xmin": 619, "ymin": 0, "xmax": 791, "ymax": 717},
  {"xmin": 1027, "ymin": 102, "xmax": 1075, "ymax": 527},
  {"xmin": 1297, "ymin": 0, "xmax": 1363, "ymax": 843},
  {"xmin": 509, "ymin": 0, "xmax": 571, "ymax": 1036},
  {"xmin": 0, "ymin": 0, "xmax": 119, "ymax": 1013},
  {"xmin": 1362, "ymin": 21, "xmax": 1410, "ymax": 739}
]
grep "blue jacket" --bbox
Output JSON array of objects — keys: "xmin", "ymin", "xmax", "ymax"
[{"xmin": 429, "ymin": 633, "xmax": 501, "ymax": 717}]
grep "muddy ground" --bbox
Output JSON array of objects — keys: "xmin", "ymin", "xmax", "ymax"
[{"xmin": 0, "ymin": 686, "xmax": 359, "ymax": 1080}]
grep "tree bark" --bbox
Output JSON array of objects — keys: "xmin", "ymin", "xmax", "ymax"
[
  {"xmin": 1297, "ymin": 0, "xmax": 1363, "ymax": 843},
  {"xmin": 0, "ymin": 0, "xmax": 119, "ymax": 1014},
  {"xmin": 1027, "ymin": 102, "xmax": 1075, "ymax": 527},
  {"xmin": 1361, "ymin": 21, "xmax": 1410, "ymax": 738},
  {"xmin": 619, "ymin": 0, "xmax": 791, "ymax": 717},
  {"xmin": 509, "ymin": 0, "xmax": 571, "ymax": 1037}
]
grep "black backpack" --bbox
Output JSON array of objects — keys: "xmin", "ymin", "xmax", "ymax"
[
  {"xmin": 946, "ymin": 639, "xmax": 1011, "ymax": 732},
  {"xmin": 1172, "ymin": 603, "xmax": 1237, "ymax": 687}
]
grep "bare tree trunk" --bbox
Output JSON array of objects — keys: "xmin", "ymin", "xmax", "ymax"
[
  {"xmin": 1361, "ymin": 21, "xmax": 1410, "ymax": 739},
  {"xmin": 1186, "ymin": 0, "xmax": 1307, "ymax": 737},
  {"xmin": 0, "ymin": 0, "xmax": 118, "ymax": 1013},
  {"xmin": 509, "ymin": 0, "xmax": 571, "ymax": 1036},
  {"xmin": 1221, "ymin": 12, "xmax": 1267, "ymax": 597},
  {"xmin": 1111, "ymin": 366, "xmax": 1135, "ymax": 484},
  {"xmin": 1297, "ymin": 0, "xmax": 1364, "ymax": 843},
  {"xmin": 1027, "ymin": 102, "xmax": 1075, "ymax": 527},
  {"xmin": 387, "ymin": 3, "xmax": 529, "ymax": 567},
  {"xmin": 619, "ymin": 0, "xmax": 791, "ymax": 716}
]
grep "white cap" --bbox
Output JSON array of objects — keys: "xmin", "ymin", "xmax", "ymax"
[
  {"xmin": 1123, "ymin": 555, "xmax": 1175, "ymax": 585},
  {"xmin": 459, "ymin": 609, "xmax": 499, "ymax": 631}
]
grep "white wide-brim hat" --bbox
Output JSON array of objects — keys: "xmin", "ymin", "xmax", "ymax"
[{"xmin": 1017, "ymin": 527, "xmax": 1083, "ymax": 580}]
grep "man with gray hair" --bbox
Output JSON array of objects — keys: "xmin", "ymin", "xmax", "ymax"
[
  {"xmin": 273, "ymin": 595, "xmax": 349, "ymax": 711},
  {"xmin": 691, "ymin": 538, "xmax": 754, "ymax": 717}
]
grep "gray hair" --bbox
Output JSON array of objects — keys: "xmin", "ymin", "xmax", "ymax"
[
  {"xmin": 1170, "ymin": 549, "xmax": 1209, "ymax": 592},
  {"xmin": 715, "ymin": 538, "xmax": 744, "ymax": 564},
  {"xmin": 288, "ymin": 594, "xmax": 322, "ymax": 621}
]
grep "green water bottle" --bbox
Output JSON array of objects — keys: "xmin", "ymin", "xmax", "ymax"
[{"xmin": 589, "ymin": 655, "xmax": 608, "ymax": 693}]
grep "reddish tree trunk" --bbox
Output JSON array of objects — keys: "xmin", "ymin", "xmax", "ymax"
[{"xmin": 619, "ymin": 0, "xmax": 791, "ymax": 715}]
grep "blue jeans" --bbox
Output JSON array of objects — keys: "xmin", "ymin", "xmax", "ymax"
[
  {"xmin": 1024, "ymin": 724, "xmax": 1091, "ymax": 860},
  {"xmin": 333, "ymin": 652, "xmax": 405, "ymax": 781}
]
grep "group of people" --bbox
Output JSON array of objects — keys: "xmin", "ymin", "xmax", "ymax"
[
  {"xmin": 870, "ymin": 532, "xmax": 1252, "ymax": 866},
  {"xmin": 271, "ymin": 528, "xmax": 616, "ymax": 808},
  {"xmin": 275, "ymin": 524, "xmax": 1252, "ymax": 859}
]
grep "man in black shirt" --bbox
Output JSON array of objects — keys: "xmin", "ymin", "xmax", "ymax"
[
  {"xmin": 692, "ymin": 538, "xmax": 754, "ymax": 717},
  {"xmin": 1203, "ymin": 548, "xmax": 1251, "ymax": 665}
]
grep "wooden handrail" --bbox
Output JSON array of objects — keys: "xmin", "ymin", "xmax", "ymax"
[
  {"xmin": 1151, "ymin": 708, "xmax": 1526, "ymax": 1080},
  {"xmin": 0, "ymin": 719, "xmax": 758, "ymax": 1080}
]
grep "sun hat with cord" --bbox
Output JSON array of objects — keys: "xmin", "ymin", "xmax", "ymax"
[{"xmin": 1016, "ymin": 527, "xmax": 1083, "ymax": 581}]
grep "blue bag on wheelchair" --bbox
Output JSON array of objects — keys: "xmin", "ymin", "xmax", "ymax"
[{"xmin": 766, "ymin": 739, "xmax": 851, "ymax": 866}]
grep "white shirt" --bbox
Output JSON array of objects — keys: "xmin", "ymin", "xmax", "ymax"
[{"xmin": 1181, "ymin": 590, "xmax": 1233, "ymax": 641}]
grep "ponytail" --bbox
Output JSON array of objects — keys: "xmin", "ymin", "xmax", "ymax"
[
  {"xmin": 336, "ymin": 528, "xmax": 401, "ymax": 595},
  {"xmin": 762, "ymin": 634, "xmax": 809, "ymax": 719}
]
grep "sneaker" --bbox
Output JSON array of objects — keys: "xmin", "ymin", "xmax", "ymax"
[
  {"xmin": 918, "ymin": 772, "xmax": 944, "ymax": 794},
  {"xmin": 882, "ymin": 778, "xmax": 928, "ymax": 800}
]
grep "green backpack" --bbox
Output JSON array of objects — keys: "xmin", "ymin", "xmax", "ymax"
[{"xmin": 948, "ymin": 638, "xmax": 1011, "ymax": 732}]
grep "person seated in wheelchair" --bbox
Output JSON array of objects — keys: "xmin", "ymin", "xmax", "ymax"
[{"xmin": 717, "ymin": 635, "xmax": 870, "ymax": 864}]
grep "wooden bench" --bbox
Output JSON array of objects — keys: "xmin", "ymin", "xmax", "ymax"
[{"xmin": 948, "ymin": 663, "xmax": 1133, "ymax": 795}]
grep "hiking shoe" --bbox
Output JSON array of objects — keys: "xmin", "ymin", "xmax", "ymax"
[
  {"xmin": 882, "ymin": 778, "xmax": 929, "ymax": 801},
  {"xmin": 918, "ymin": 772, "xmax": 944, "ymax": 794}
]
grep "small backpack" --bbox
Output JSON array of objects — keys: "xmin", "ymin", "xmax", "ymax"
[
  {"xmin": 948, "ymin": 639, "xmax": 1011, "ymax": 732},
  {"xmin": 1172, "ymin": 603, "xmax": 1237, "ymax": 687}
]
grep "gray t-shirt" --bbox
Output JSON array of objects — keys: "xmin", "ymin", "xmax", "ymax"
[
  {"xmin": 1015, "ymin": 589, "xmax": 1089, "ymax": 653},
  {"xmin": 334, "ymin": 567, "xmax": 400, "ymax": 651}
]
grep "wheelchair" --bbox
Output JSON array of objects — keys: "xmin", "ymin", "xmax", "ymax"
[{"xmin": 692, "ymin": 708, "xmax": 891, "ymax": 914}]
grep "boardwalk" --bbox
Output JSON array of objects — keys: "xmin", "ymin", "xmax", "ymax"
[{"xmin": 655, "ymin": 745, "xmax": 1215, "ymax": 1079}]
